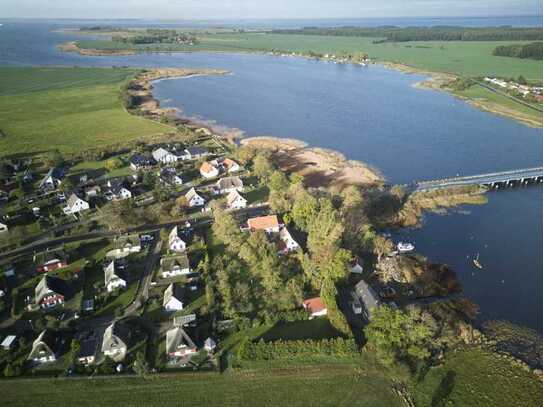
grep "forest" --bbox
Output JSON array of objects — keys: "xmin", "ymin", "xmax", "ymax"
[
  {"xmin": 272, "ymin": 26, "xmax": 543, "ymax": 42},
  {"xmin": 493, "ymin": 42, "xmax": 543, "ymax": 60}
]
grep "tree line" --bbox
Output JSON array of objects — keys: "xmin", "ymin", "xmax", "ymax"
[
  {"xmin": 272, "ymin": 26, "xmax": 543, "ymax": 42},
  {"xmin": 493, "ymin": 42, "xmax": 543, "ymax": 60}
]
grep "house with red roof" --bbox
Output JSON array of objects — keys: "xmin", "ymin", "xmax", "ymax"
[{"xmin": 303, "ymin": 297, "xmax": 327, "ymax": 319}]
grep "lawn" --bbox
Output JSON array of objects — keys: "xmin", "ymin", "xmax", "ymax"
[
  {"xmin": 0, "ymin": 67, "xmax": 170, "ymax": 156},
  {"xmin": 260, "ymin": 318, "xmax": 341, "ymax": 342},
  {"xmin": 0, "ymin": 365, "xmax": 402, "ymax": 407},
  {"xmin": 413, "ymin": 347, "xmax": 543, "ymax": 406}
]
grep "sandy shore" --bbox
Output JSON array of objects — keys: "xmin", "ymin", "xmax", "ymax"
[
  {"xmin": 241, "ymin": 136, "xmax": 383, "ymax": 189},
  {"xmin": 58, "ymin": 41, "xmax": 136, "ymax": 56}
]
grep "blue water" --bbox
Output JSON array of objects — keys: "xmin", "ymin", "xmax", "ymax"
[{"xmin": 2, "ymin": 20, "xmax": 543, "ymax": 331}]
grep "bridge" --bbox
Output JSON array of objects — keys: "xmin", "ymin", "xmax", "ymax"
[{"xmin": 415, "ymin": 166, "xmax": 543, "ymax": 192}]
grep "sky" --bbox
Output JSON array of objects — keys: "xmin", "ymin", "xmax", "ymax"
[{"xmin": 2, "ymin": 0, "xmax": 542, "ymax": 19}]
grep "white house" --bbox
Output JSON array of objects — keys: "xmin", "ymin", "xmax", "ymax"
[
  {"xmin": 63, "ymin": 194, "xmax": 90, "ymax": 215},
  {"xmin": 204, "ymin": 337, "xmax": 217, "ymax": 353},
  {"xmin": 101, "ymin": 322, "xmax": 129, "ymax": 361},
  {"xmin": 185, "ymin": 187, "xmax": 205, "ymax": 207},
  {"xmin": 222, "ymin": 158, "xmax": 241, "ymax": 173},
  {"xmin": 112, "ymin": 186, "xmax": 132, "ymax": 201},
  {"xmin": 247, "ymin": 215, "xmax": 280, "ymax": 234},
  {"xmin": 166, "ymin": 327, "xmax": 197, "ymax": 359},
  {"xmin": 181, "ymin": 146, "xmax": 210, "ymax": 161},
  {"xmin": 168, "ymin": 226, "xmax": 186, "ymax": 252},
  {"xmin": 114, "ymin": 235, "xmax": 142, "ymax": 256},
  {"xmin": 104, "ymin": 261, "xmax": 127, "ymax": 293},
  {"xmin": 278, "ymin": 227, "xmax": 300, "ymax": 253},
  {"xmin": 0, "ymin": 222, "xmax": 8, "ymax": 234},
  {"xmin": 163, "ymin": 283, "xmax": 185, "ymax": 312},
  {"xmin": 152, "ymin": 147, "xmax": 178, "ymax": 164},
  {"xmin": 28, "ymin": 330, "xmax": 59, "ymax": 364},
  {"xmin": 226, "ymin": 190, "xmax": 247, "ymax": 210},
  {"xmin": 200, "ymin": 162, "xmax": 220, "ymax": 179},
  {"xmin": 160, "ymin": 254, "xmax": 191, "ymax": 278},
  {"xmin": 1, "ymin": 335, "xmax": 17, "ymax": 350}
]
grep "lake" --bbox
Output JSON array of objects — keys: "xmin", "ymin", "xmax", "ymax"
[{"xmin": 2, "ymin": 19, "xmax": 543, "ymax": 332}]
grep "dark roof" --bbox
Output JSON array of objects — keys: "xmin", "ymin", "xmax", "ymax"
[
  {"xmin": 39, "ymin": 167, "xmax": 65, "ymax": 187},
  {"xmin": 79, "ymin": 338, "xmax": 97, "ymax": 358},
  {"xmin": 354, "ymin": 280, "xmax": 381, "ymax": 319},
  {"xmin": 185, "ymin": 146, "xmax": 209, "ymax": 156},
  {"xmin": 130, "ymin": 153, "xmax": 156, "ymax": 167}
]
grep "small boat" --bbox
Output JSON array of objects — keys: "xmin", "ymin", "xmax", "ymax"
[
  {"xmin": 397, "ymin": 242, "xmax": 415, "ymax": 252},
  {"xmin": 472, "ymin": 253, "xmax": 483, "ymax": 270}
]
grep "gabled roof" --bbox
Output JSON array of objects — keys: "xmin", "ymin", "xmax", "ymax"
[
  {"xmin": 223, "ymin": 158, "xmax": 239, "ymax": 170},
  {"xmin": 130, "ymin": 153, "xmax": 156, "ymax": 166},
  {"xmin": 216, "ymin": 176, "xmax": 243, "ymax": 190},
  {"xmin": 104, "ymin": 261, "xmax": 125, "ymax": 286},
  {"xmin": 185, "ymin": 146, "xmax": 209, "ymax": 156},
  {"xmin": 185, "ymin": 187, "xmax": 202, "ymax": 202},
  {"xmin": 67, "ymin": 193, "xmax": 86, "ymax": 208},
  {"xmin": 279, "ymin": 227, "xmax": 296, "ymax": 243},
  {"xmin": 164, "ymin": 283, "xmax": 185, "ymax": 305},
  {"xmin": 39, "ymin": 167, "xmax": 64, "ymax": 187},
  {"xmin": 35, "ymin": 276, "xmax": 69, "ymax": 303},
  {"xmin": 102, "ymin": 322, "xmax": 129, "ymax": 353},
  {"xmin": 161, "ymin": 254, "xmax": 190, "ymax": 271},
  {"xmin": 303, "ymin": 297, "xmax": 326, "ymax": 314},
  {"xmin": 79, "ymin": 337, "xmax": 97, "ymax": 358},
  {"xmin": 226, "ymin": 190, "xmax": 247, "ymax": 206},
  {"xmin": 152, "ymin": 147, "xmax": 173, "ymax": 160},
  {"xmin": 354, "ymin": 280, "xmax": 381, "ymax": 319},
  {"xmin": 28, "ymin": 329, "xmax": 59, "ymax": 360},
  {"xmin": 34, "ymin": 249, "xmax": 67, "ymax": 266},
  {"xmin": 248, "ymin": 215, "xmax": 280, "ymax": 231},
  {"xmin": 200, "ymin": 161, "xmax": 217, "ymax": 175},
  {"xmin": 165, "ymin": 327, "xmax": 196, "ymax": 354}
]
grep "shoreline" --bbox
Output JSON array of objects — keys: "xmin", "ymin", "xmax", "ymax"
[{"xmin": 58, "ymin": 40, "xmax": 542, "ymax": 128}]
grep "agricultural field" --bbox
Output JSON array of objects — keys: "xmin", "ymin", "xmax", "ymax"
[
  {"xmin": 0, "ymin": 364, "xmax": 402, "ymax": 407},
  {"xmin": 76, "ymin": 32, "xmax": 543, "ymax": 79},
  {"xmin": 0, "ymin": 67, "xmax": 169, "ymax": 156}
]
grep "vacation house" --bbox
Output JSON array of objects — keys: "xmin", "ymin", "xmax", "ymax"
[
  {"xmin": 226, "ymin": 190, "xmax": 247, "ymax": 210},
  {"xmin": 160, "ymin": 254, "xmax": 191, "ymax": 278},
  {"xmin": 104, "ymin": 261, "xmax": 127, "ymax": 293}
]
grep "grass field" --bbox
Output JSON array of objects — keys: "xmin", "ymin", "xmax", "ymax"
[
  {"xmin": 0, "ymin": 365, "xmax": 402, "ymax": 407},
  {"xmin": 0, "ymin": 67, "xmax": 169, "ymax": 156},
  {"xmin": 77, "ymin": 33, "xmax": 543, "ymax": 79},
  {"xmin": 413, "ymin": 347, "xmax": 543, "ymax": 406}
]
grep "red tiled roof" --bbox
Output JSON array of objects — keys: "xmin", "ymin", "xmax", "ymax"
[
  {"xmin": 200, "ymin": 162, "xmax": 217, "ymax": 174},
  {"xmin": 303, "ymin": 297, "xmax": 326, "ymax": 314},
  {"xmin": 247, "ymin": 215, "xmax": 279, "ymax": 231}
]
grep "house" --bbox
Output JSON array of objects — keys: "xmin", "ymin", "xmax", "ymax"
[
  {"xmin": 247, "ymin": 215, "xmax": 280, "ymax": 233},
  {"xmin": 166, "ymin": 327, "xmax": 197, "ymax": 359},
  {"xmin": 0, "ymin": 222, "xmax": 8, "ymax": 234},
  {"xmin": 78, "ymin": 337, "xmax": 97, "ymax": 365},
  {"xmin": 160, "ymin": 254, "xmax": 191, "ymax": 278},
  {"xmin": 130, "ymin": 153, "xmax": 156, "ymax": 171},
  {"xmin": 163, "ymin": 283, "xmax": 185, "ymax": 312},
  {"xmin": 107, "ymin": 179, "xmax": 132, "ymax": 201},
  {"xmin": 152, "ymin": 147, "xmax": 178, "ymax": 164},
  {"xmin": 34, "ymin": 250, "xmax": 68, "ymax": 273},
  {"xmin": 200, "ymin": 162, "xmax": 220, "ymax": 179},
  {"xmin": 204, "ymin": 337, "xmax": 217, "ymax": 353},
  {"xmin": 104, "ymin": 261, "xmax": 127, "ymax": 293},
  {"xmin": 226, "ymin": 190, "xmax": 247, "ymax": 210},
  {"xmin": 350, "ymin": 257, "xmax": 363, "ymax": 274},
  {"xmin": 102, "ymin": 322, "xmax": 129, "ymax": 361},
  {"xmin": 159, "ymin": 167, "xmax": 183, "ymax": 186},
  {"xmin": 278, "ymin": 227, "xmax": 300, "ymax": 253},
  {"xmin": 84, "ymin": 184, "xmax": 101, "ymax": 199},
  {"xmin": 303, "ymin": 297, "xmax": 328, "ymax": 319},
  {"xmin": 168, "ymin": 226, "xmax": 186, "ymax": 252},
  {"xmin": 352, "ymin": 280, "xmax": 381, "ymax": 320},
  {"xmin": 28, "ymin": 330, "xmax": 60, "ymax": 364},
  {"xmin": 184, "ymin": 187, "xmax": 205, "ymax": 207},
  {"xmin": 222, "ymin": 158, "xmax": 241, "ymax": 173},
  {"xmin": 114, "ymin": 234, "xmax": 142, "ymax": 255},
  {"xmin": 35, "ymin": 275, "xmax": 69, "ymax": 309},
  {"xmin": 182, "ymin": 146, "xmax": 210, "ymax": 160},
  {"xmin": 63, "ymin": 193, "xmax": 90, "ymax": 215},
  {"xmin": 215, "ymin": 176, "xmax": 243, "ymax": 194},
  {"xmin": 39, "ymin": 167, "xmax": 64, "ymax": 190},
  {"xmin": 1, "ymin": 335, "xmax": 17, "ymax": 350}
]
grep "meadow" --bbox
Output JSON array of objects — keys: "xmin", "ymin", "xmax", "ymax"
[
  {"xmin": 0, "ymin": 67, "xmax": 169, "ymax": 156},
  {"xmin": 77, "ymin": 32, "xmax": 543, "ymax": 79}
]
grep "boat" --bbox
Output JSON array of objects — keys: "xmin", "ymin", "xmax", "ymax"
[
  {"xmin": 397, "ymin": 242, "xmax": 415, "ymax": 252},
  {"xmin": 472, "ymin": 253, "xmax": 483, "ymax": 270}
]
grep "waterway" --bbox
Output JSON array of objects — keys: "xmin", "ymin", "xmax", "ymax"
[{"xmin": 1, "ymin": 19, "xmax": 543, "ymax": 332}]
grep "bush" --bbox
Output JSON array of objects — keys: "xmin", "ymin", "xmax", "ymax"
[{"xmin": 238, "ymin": 337, "xmax": 358, "ymax": 361}]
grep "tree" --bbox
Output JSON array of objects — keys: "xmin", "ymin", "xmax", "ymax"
[
  {"xmin": 133, "ymin": 351, "xmax": 150, "ymax": 378},
  {"xmin": 142, "ymin": 171, "xmax": 157, "ymax": 189},
  {"xmin": 364, "ymin": 305, "xmax": 439, "ymax": 373},
  {"xmin": 517, "ymin": 75, "xmax": 528, "ymax": 85},
  {"xmin": 105, "ymin": 157, "xmax": 124, "ymax": 170},
  {"xmin": 253, "ymin": 153, "xmax": 274, "ymax": 183},
  {"xmin": 70, "ymin": 339, "xmax": 81, "ymax": 364},
  {"xmin": 44, "ymin": 150, "xmax": 65, "ymax": 168}
]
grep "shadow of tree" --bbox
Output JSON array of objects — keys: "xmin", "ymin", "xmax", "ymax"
[{"xmin": 431, "ymin": 370, "xmax": 456, "ymax": 407}]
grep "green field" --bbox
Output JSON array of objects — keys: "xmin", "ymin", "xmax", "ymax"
[
  {"xmin": 78, "ymin": 32, "xmax": 543, "ymax": 79},
  {"xmin": 0, "ymin": 67, "xmax": 169, "ymax": 156},
  {"xmin": 0, "ymin": 365, "xmax": 402, "ymax": 407}
]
